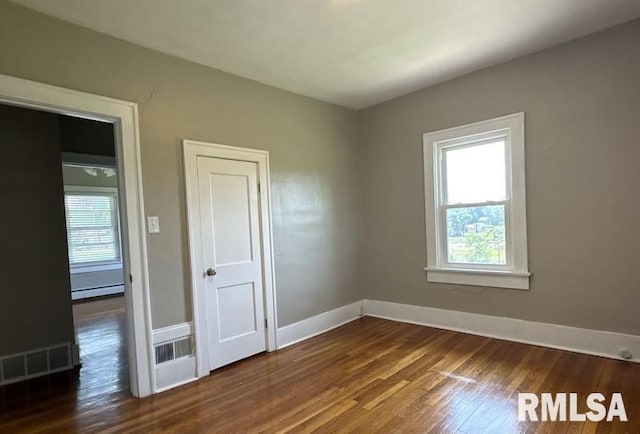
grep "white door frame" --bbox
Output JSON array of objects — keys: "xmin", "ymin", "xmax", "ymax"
[
  {"xmin": 183, "ymin": 139, "xmax": 278, "ymax": 377},
  {"xmin": 0, "ymin": 74, "xmax": 155, "ymax": 397}
]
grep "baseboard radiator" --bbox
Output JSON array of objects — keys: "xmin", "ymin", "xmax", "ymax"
[{"xmin": 0, "ymin": 343, "xmax": 73, "ymax": 386}]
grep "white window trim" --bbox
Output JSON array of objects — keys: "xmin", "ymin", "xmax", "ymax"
[
  {"xmin": 423, "ymin": 112, "xmax": 530, "ymax": 290},
  {"xmin": 64, "ymin": 185, "xmax": 123, "ymax": 268}
]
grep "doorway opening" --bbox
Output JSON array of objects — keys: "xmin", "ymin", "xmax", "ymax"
[
  {"xmin": 0, "ymin": 74, "xmax": 153, "ymax": 397},
  {"xmin": 0, "ymin": 104, "xmax": 129, "ymax": 397},
  {"xmin": 61, "ymin": 116, "xmax": 129, "ymax": 396}
]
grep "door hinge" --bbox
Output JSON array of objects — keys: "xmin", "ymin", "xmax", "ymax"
[
  {"xmin": 129, "ymin": 274, "xmax": 133, "ymax": 283},
  {"xmin": 264, "ymin": 318, "xmax": 268, "ymax": 329},
  {"xmin": 258, "ymin": 183, "xmax": 261, "ymax": 193}
]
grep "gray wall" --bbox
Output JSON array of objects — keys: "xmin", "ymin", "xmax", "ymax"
[
  {"xmin": 0, "ymin": 104, "xmax": 75, "ymax": 355},
  {"xmin": 359, "ymin": 20, "xmax": 640, "ymax": 335},
  {"xmin": 1, "ymin": 0, "xmax": 636, "ymax": 339},
  {"xmin": 0, "ymin": 1, "xmax": 363, "ymax": 329}
]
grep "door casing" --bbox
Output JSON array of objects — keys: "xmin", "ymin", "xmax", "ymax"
[
  {"xmin": 182, "ymin": 139, "xmax": 278, "ymax": 377},
  {"xmin": 0, "ymin": 73, "xmax": 154, "ymax": 397}
]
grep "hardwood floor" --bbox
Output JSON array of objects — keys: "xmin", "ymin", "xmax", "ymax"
[
  {"xmin": 72, "ymin": 295, "xmax": 129, "ymax": 398},
  {"xmin": 0, "ymin": 295, "xmax": 129, "ymax": 429},
  {"xmin": 1, "ymin": 315, "xmax": 638, "ymax": 433}
]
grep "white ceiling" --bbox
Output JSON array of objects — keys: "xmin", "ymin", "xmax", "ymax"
[{"xmin": 10, "ymin": 0, "xmax": 640, "ymax": 109}]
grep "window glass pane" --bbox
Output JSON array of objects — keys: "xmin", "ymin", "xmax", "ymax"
[
  {"xmin": 446, "ymin": 205, "xmax": 506, "ymax": 265},
  {"xmin": 64, "ymin": 194, "xmax": 120, "ymax": 264},
  {"xmin": 67, "ymin": 228, "xmax": 118, "ymax": 263},
  {"xmin": 65, "ymin": 195, "xmax": 113, "ymax": 227},
  {"xmin": 444, "ymin": 140, "xmax": 506, "ymax": 204}
]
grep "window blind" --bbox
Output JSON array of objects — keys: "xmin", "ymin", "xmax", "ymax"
[{"xmin": 64, "ymin": 193, "xmax": 121, "ymax": 265}]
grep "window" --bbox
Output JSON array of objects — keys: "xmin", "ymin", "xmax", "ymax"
[
  {"xmin": 64, "ymin": 187, "xmax": 121, "ymax": 266},
  {"xmin": 423, "ymin": 113, "xmax": 529, "ymax": 289}
]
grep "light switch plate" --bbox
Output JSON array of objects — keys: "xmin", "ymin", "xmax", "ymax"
[{"xmin": 147, "ymin": 216, "xmax": 160, "ymax": 234}]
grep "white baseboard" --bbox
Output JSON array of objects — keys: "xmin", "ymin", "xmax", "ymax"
[
  {"xmin": 153, "ymin": 322, "xmax": 194, "ymax": 344},
  {"xmin": 363, "ymin": 299, "xmax": 640, "ymax": 363},
  {"xmin": 150, "ymin": 299, "xmax": 638, "ymax": 392},
  {"xmin": 277, "ymin": 300, "xmax": 363, "ymax": 349},
  {"xmin": 152, "ymin": 322, "xmax": 197, "ymax": 392},
  {"xmin": 155, "ymin": 356, "xmax": 197, "ymax": 392},
  {"xmin": 71, "ymin": 285, "xmax": 124, "ymax": 300}
]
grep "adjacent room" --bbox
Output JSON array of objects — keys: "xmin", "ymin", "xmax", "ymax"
[
  {"xmin": 0, "ymin": 0, "xmax": 639, "ymax": 432},
  {"xmin": 0, "ymin": 103, "xmax": 130, "ymax": 404}
]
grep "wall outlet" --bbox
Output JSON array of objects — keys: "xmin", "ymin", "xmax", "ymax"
[{"xmin": 147, "ymin": 216, "xmax": 160, "ymax": 234}]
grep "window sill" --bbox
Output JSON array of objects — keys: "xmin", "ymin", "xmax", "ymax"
[{"xmin": 424, "ymin": 267, "xmax": 530, "ymax": 290}]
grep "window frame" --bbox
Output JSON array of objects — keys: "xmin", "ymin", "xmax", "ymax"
[
  {"xmin": 423, "ymin": 113, "xmax": 530, "ymax": 290},
  {"xmin": 63, "ymin": 185, "xmax": 122, "ymax": 269}
]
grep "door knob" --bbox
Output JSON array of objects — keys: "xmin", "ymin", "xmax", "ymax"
[{"xmin": 206, "ymin": 268, "xmax": 217, "ymax": 277}]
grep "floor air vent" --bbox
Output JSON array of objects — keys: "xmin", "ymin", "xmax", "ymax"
[
  {"xmin": 154, "ymin": 336, "xmax": 193, "ymax": 365},
  {"xmin": 0, "ymin": 343, "xmax": 72, "ymax": 386}
]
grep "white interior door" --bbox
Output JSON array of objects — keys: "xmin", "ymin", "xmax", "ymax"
[{"xmin": 197, "ymin": 156, "xmax": 266, "ymax": 371}]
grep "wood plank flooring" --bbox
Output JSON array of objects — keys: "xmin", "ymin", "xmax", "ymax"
[
  {"xmin": 0, "ymin": 295, "xmax": 129, "ymax": 426},
  {"xmin": 72, "ymin": 295, "xmax": 129, "ymax": 399},
  {"xmin": 1, "ymin": 313, "xmax": 638, "ymax": 433}
]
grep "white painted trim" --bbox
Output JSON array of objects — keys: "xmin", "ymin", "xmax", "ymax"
[
  {"xmin": 152, "ymin": 322, "xmax": 197, "ymax": 392},
  {"xmin": 153, "ymin": 322, "xmax": 194, "ymax": 345},
  {"xmin": 155, "ymin": 356, "xmax": 197, "ymax": 393},
  {"xmin": 71, "ymin": 285, "xmax": 124, "ymax": 300},
  {"xmin": 277, "ymin": 301, "xmax": 363, "ymax": 349},
  {"xmin": 0, "ymin": 74, "xmax": 154, "ymax": 396},
  {"xmin": 423, "ymin": 112, "xmax": 529, "ymax": 290},
  {"xmin": 364, "ymin": 299, "xmax": 640, "ymax": 363},
  {"xmin": 425, "ymin": 268, "xmax": 530, "ymax": 290},
  {"xmin": 182, "ymin": 140, "xmax": 278, "ymax": 379}
]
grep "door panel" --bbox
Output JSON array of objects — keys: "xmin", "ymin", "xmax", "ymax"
[
  {"xmin": 209, "ymin": 173, "xmax": 253, "ymax": 265},
  {"xmin": 216, "ymin": 282, "xmax": 257, "ymax": 342},
  {"xmin": 197, "ymin": 156, "xmax": 265, "ymax": 371}
]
